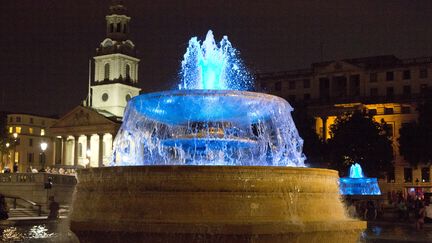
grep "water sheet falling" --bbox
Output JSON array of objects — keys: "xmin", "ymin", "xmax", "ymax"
[
  {"xmin": 111, "ymin": 31, "xmax": 305, "ymax": 167},
  {"xmin": 339, "ymin": 163, "xmax": 381, "ymax": 195},
  {"xmin": 179, "ymin": 30, "xmax": 253, "ymax": 90}
]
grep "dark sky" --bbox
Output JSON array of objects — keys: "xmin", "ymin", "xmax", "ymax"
[{"xmin": 1, "ymin": 0, "xmax": 432, "ymax": 117}]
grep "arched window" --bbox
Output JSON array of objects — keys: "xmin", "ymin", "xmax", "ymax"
[
  {"xmin": 104, "ymin": 63, "xmax": 110, "ymax": 80},
  {"xmin": 117, "ymin": 23, "xmax": 121, "ymax": 33},
  {"xmin": 125, "ymin": 64, "xmax": 131, "ymax": 78}
]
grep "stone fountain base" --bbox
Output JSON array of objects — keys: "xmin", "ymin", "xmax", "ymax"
[{"xmin": 70, "ymin": 166, "xmax": 365, "ymax": 243}]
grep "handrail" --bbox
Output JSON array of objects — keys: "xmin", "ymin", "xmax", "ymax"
[{"xmin": 4, "ymin": 195, "xmax": 42, "ymax": 216}]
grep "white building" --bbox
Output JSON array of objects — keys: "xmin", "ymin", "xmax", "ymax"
[{"xmin": 49, "ymin": 0, "xmax": 140, "ymax": 168}]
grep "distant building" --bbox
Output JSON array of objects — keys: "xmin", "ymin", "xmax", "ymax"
[
  {"xmin": 48, "ymin": 0, "xmax": 140, "ymax": 168},
  {"xmin": 2, "ymin": 113, "xmax": 57, "ymax": 172},
  {"xmin": 257, "ymin": 55, "xmax": 432, "ymax": 195}
]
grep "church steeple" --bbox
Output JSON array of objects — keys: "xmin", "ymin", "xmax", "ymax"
[
  {"xmin": 106, "ymin": 0, "xmax": 130, "ymax": 41},
  {"xmin": 90, "ymin": 0, "xmax": 141, "ymax": 118}
]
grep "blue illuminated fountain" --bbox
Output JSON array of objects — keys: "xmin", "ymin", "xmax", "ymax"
[
  {"xmin": 339, "ymin": 163, "xmax": 382, "ymax": 195},
  {"xmin": 111, "ymin": 30, "xmax": 305, "ymax": 167},
  {"xmin": 71, "ymin": 30, "xmax": 366, "ymax": 243}
]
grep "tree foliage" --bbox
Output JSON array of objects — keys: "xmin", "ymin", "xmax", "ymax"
[
  {"xmin": 291, "ymin": 104, "xmax": 327, "ymax": 168},
  {"xmin": 327, "ymin": 110, "xmax": 393, "ymax": 178},
  {"xmin": 399, "ymin": 94, "xmax": 432, "ymax": 167}
]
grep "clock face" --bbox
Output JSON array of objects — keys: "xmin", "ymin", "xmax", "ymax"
[
  {"xmin": 102, "ymin": 93, "xmax": 109, "ymax": 102},
  {"xmin": 125, "ymin": 94, "xmax": 132, "ymax": 102}
]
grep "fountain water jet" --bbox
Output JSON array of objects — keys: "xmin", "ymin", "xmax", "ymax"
[
  {"xmin": 340, "ymin": 163, "xmax": 382, "ymax": 195},
  {"xmin": 70, "ymin": 30, "xmax": 366, "ymax": 242}
]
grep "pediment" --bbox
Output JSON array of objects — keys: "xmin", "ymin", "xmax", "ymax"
[
  {"xmin": 50, "ymin": 106, "xmax": 120, "ymax": 135},
  {"xmin": 316, "ymin": 60, "xmax": 363, "ymax": 74}
]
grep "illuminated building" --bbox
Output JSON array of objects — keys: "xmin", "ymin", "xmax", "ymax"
[
  {"xmin": 2, "ymin": 113, "xmax": 58, "ymax": 172},
  {"xmin": 257, "ymin": 55, "xmax": 432, "ymax": 194},
  {"xmin": 48, "ymin": 0, "xmax": 139, "ymax": 168}
]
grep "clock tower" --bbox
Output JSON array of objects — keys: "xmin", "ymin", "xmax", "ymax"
[{"xmin": 91, "ymin": 0, "xmax": 141, "ymax": 117}]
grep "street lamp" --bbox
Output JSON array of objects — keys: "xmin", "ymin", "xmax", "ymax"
[
  {"xmin": 40, "ymin": 142, "xmax": 48, "ymax": 172},
  {"xmin": 11, "ymin": 132, "xmax": 19, "ymax": 173}
]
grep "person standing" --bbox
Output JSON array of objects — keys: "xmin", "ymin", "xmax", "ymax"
[
  {"xmin": 0, "ymin": 194, "xmax": 9, "ymax": 221},
  {"xmin": 417, "ymin": 202, "xmax": 426, "ymax": 230},
  {"xmin": 47, "ymin": 196, "xmax": 60, "ymax": 220}
]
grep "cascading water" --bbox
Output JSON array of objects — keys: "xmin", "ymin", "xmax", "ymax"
[
  {"xmin": 339, "ymin": 163, "xmax": 382, "ymax": 195},
  {"xmin": 179, "ymin": 30, "xmax": 253, "ymax": 90},
  {"xmin": 111, "ymin": 30, "xmax": 306, "ymax": 167},
  {"xmin": 70, "ymin": 30, "xmax": 366, "ymax": 243}
]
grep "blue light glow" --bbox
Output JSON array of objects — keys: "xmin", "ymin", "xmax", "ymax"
[
  {"xmin": 180, "ymin": 30, "xmax": 253, "ymax": 91},
  {"xmin": 111, "ymin": 31, "xmax": 306, "ymax": 167},
  {"xmin": 339, "ymin": 163, "xmax": 381, "ymax": 195}
]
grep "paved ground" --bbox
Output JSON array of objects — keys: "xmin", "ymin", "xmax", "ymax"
[
  {"xmin": 361, "ymin": 221, "xmax": 432, "ymax": 243},
  {"xmin": 1, "ymin": 217, "xmax": 432, "ymax": 242}
]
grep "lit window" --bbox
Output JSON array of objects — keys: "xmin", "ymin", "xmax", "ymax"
[
  {"xmin": 9, "ymin": 127, "xmax": 13, "ymax": 133},
  {"xmin": 41, "ymin": 129, "xmax": 45, "ymax": 136},
  {"xmin": 29, "ymin": 128, "xmax": 34, "ymax": 134},
  {"xmin": 14, "ymin": 152, "xmax": 19, "ymax": 163},
  {"xmin": 16, "ymin": 127, "xmax": 22, "ymax": 134}
]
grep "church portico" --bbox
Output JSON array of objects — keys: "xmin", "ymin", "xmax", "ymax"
[{"xmin": 50, "ymin": 106, "xmax": 121, "ymax": 168}]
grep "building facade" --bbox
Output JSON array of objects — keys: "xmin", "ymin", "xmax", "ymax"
[
  {"xmin": 47, "ymin": 0, "xmax": 140, "ymax": 168},
  {"xmin": 2, "ymin": 113, "xmax": 58, "ymax": 172},
  {"xmin": 257, "ymin": 55, "xmax": 432, "ymax": 195}
]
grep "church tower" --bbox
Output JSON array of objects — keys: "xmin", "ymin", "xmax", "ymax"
[{"xmin": 91, "ymin": 0, "xmax": 141, "ymax": 117}]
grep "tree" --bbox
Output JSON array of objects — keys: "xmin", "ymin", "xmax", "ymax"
[
  {"xmin": 291, "ymin": 104, "xmax": 327, "ymax": 168},
  {"xmin": 399, "ymin": 94, "xmax": 432, "ymax": 167},
  {"xmin": 327, "ymin": 110, "xmax": 393, "ymax": 178}
]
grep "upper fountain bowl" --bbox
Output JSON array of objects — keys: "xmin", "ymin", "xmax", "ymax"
[
  {"xmin": 131, "ymin": 90, "xmax": 288, "ymax": 125},
  {"xmin": 112, "ymin": 89, "xmax": 305, "ymax": 167}
]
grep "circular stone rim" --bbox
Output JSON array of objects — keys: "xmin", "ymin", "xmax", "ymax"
[{"xmin": 127, "ymin": 89, "xmax": 291, "ymax": 125}]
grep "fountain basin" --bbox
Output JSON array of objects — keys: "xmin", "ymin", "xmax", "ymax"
[{"xmin": 70, "ymin": 166, "xmax": 365, "ymax": 242}]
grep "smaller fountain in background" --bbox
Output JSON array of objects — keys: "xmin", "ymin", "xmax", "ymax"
[{"xmin": 339, "ymin": 163, "xmax": 381, "ymax": 195}]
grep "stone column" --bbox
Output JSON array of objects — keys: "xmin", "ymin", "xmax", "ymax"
[
  {"xmin": 98, "ymin": 134, "xmax": 104, "ymax": 167},
  {"xmin": 322, "ymin": 116, "xmax": 328, "ymax": 141},
  {"xmin": 86, "ymin": 135, "xmax": 91, "ymax": 167},
  {"xmin": 51, "ymin": 138, "xmax": 56, "ymax": 166},
  {"xmin": 61, "ymin": 136, "xmax": 67, "ymax": 165},
  {"xmin": 74, "ymin": 135, "xmax": 79, "ymax": 167}
]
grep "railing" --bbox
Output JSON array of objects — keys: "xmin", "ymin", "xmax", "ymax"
[
  {"xmin": 0, "ymin": 173, "xmax": 76, "ymax": 185},
  {"xmin": 4, "ymin": 195, "xmax": 42, "ymax": 216}
]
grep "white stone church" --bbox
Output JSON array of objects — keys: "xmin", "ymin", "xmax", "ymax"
[{"xmin": 49, "ymin": 0, "xmax": 141, "ymax": 168}]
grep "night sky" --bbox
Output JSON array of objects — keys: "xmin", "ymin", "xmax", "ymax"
[{"xmin": 1, "ymin": 0, "xmax": 432, "ymax": 117}]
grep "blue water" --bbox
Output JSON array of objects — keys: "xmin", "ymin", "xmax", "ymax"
[
  {"xmin": 179, "ymin": 30, "xmax": 253, "ymax": 91},
  {"xmin": 111, "ymin": 31, "xmax": 305, "ymax": 167},
  {"xmin": 340, "ymin": 163, "xmax": 381, "ymax": 195}
]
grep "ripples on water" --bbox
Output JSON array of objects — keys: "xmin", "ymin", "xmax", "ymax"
[{"xmin": 0, "ymin": 223, "xmax": 78, "ymax": 242}]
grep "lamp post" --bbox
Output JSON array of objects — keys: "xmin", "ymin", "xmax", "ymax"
[
  {"xmin": 12, "ymin": 132, "xmax": 18, "ymax": 173},
  {"xmin": 40, "ymin": 142, "xmax": 48, "ymax": 172}
]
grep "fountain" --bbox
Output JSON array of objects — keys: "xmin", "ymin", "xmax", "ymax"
[
  {"xmin": 340, "ymin": 163, "xmax": 382, "ymax": 195},
  {"xmin": 70, "ymin": 30, "xmax": 366, "ymax": 242}
]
